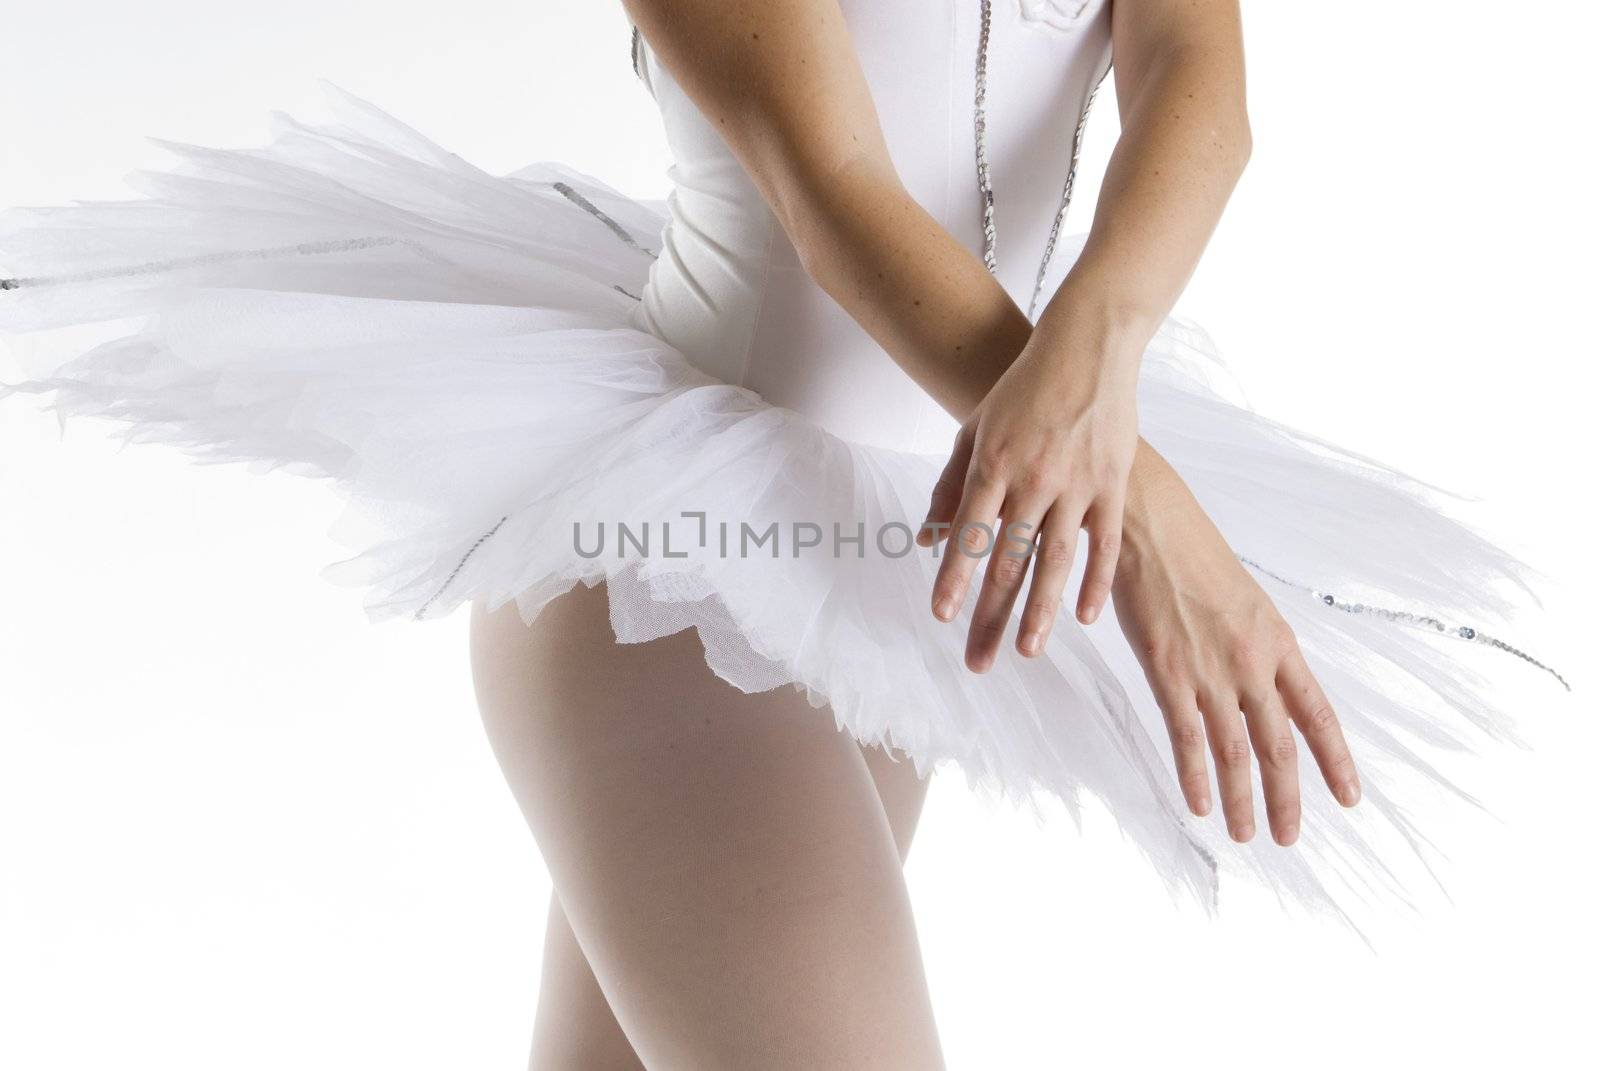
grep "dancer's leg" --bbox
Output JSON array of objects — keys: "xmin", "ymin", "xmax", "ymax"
[
  {"xmin": 522, "ymin": 737, "xmax": 929, "ymax": 1069},
  {"xmin": 471, "ymin": 583, "xmax": 943, "ymax": 1069},
  {"xmin": 522, "ymin": 739, "xmax": 929, "ymax": 1070},
  {"xmin": 529, "ymin": 893, "xmax": 647, "ymax": 1070}
]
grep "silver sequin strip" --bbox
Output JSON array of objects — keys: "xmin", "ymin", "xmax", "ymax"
[
  {"xmin": 413, "ymin": 516, "xmax": 510, "ymax": 621},
  {"xmin": 1240, "ymin": 557, "xmax": 1571, "ymax": 691},
  {"xmin": 411, "ymin": 176, "xmax": 667, "ymax": 616},
  {"xmin": 552, "ymin": 180, "xmax": 659, "ymax": 260},
  {"xmin": 1, "ymin": 181, "xmax": 657, "ymax": 296},
  {"xmin": 974, "ymin": 0, "xmax": 999, "ymax": 273},
  {"xmin": 1, "ymin": 177, "xmax": 659, "ymax": 623},
  {"xmin": 974, "ymin": 0, "xmax": 1105, "ymax": 314},
  {"xmin": 410, "ymin": 34, "xmax": 661, "ymax": 619},
  {"xmin": 1028, "ymin": 69, "xmax": 1107, "ymax": 320},
  {"xmin": 0, "ymin": 235, "xmax": 407, "ymax": 291}
]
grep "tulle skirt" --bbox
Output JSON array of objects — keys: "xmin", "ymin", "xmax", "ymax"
[{"xmin": 0, "ymin": 87, "xmax": 1564, "ymax": 927}]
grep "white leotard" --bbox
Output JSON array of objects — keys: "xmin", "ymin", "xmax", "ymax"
[{"xmin": 630, "ymin": 0, "xmax": 1112, "ymax": 452}]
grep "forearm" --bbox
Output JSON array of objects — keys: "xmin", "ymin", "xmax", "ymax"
[
  {"xmin": 624, "ymin": 0, "xmax": 1245, "ymax": 609},
  {"xmin": 787, "ymin": 152, "xmax": 1178, "ymax": 520},
  {"xmin": 1036, "ymin": 33, "xmax": 1252, "ymax": 374},
  {"xmin": 785, "ymin": 152, "xmax": 1032, "ymax": 420},
  {"xmin": 791, "ymin": 24, "xmax": 1248, "ymax": 414}
]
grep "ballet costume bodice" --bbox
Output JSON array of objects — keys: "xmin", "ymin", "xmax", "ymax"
[{"xmin": 630, "ymin": 0, "xmax": 1112, "ymax": 453}]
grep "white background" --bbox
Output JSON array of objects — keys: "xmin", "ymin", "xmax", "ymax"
[{"xmin": 2, "ymin": 2, "xmax": 1596, "ymax": 1068}]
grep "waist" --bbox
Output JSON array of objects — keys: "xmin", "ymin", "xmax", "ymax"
[{"xmin": 631, "ymin": 216, "xmax": 956, "ymax": 455}]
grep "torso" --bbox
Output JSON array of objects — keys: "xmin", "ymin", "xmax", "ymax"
[{"xmin": 629, "ymin": 0, "xmax": 1112, "ymax": 453}]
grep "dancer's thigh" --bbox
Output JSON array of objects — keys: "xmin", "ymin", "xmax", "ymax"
[
  {"xmin": 470, "ymin": 583, "xmax": 943, "ymax": 1070},
  {"xmin": 529, "ymin": 893, "xmax": 647, "ymax": 1070},
  {"xmin": 525, "ymin": 740, "xmax": 929, "ymax": 1071}
]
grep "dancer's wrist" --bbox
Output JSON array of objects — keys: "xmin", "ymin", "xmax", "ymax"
[
  {"xmin": 1033, "ymin": 272, "xmax": 1160, "ymax": 383},
  {"xmin": 1121, "ymin": 441, "xmax": 1191, "ymax": 573}
]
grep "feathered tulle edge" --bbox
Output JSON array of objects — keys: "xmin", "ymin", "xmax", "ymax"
[{"xmin": 0, "ymin": 85, "xmax": 1576, "ymax": 934}]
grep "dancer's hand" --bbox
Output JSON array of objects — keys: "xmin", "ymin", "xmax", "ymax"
[
  {"xmin": 1112, "ymin": 449, "xmax": 1362, "ymax": 845},
  {"xmin": 919, "ymin": 318, "xmax": 1139, "ymax": 670}
]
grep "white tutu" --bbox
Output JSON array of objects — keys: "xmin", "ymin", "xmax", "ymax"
[{"xmin": 0, "ymin": 88, "xmax": 1565, "ymax": 927}]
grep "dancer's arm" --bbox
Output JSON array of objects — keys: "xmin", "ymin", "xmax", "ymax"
[
  {"xmin": 623, "ymin": 1, "xmax": 1247, "ymax": 624},
  {"xmin": 622, "ymin": 0, "xmax": 1359, "ymax": 844},
  {"xmin": 1037, "ymin": 0, "xmax": 1254, "ymax": 357},
  {"xmin": 622, "ymin": 0, "xmax": 1028, "ymax": 415},
  {"xmin": 922, "ymin": 0, "xmax": 1253, "ymax": 651}
]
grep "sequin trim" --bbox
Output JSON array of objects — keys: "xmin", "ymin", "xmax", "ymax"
[
  {"xmin": 1240, "ymin": 557, "xmax": 1571, "ymax": 691},
  {"xmin": 973, "ymin": 0, "xmax": 999, "ymax": 274},
  {"xmin": 975, "ymin": 0, "xmax": 1107, "ymax": 311},
  {"xmin": 413, "ymin": 516, "xmax": 510, "ymax": 621},
  {"xmin": 0, "ymin": 235, "xmax": 413, "ymax": 291},
  {"xmin": 383, "ymin": 176, "xmax": 663, "ymax": 618},
  {"xmin": 1028, "ymin": 69, "xmax": 1107, "ymax": 320},
  {"xmin": 552, "ymin": 180, "xmax": 659, "ymax": 260},
  {"xmin": 1, "ymin": 181, "xmax": 656, "ymax": 296}
]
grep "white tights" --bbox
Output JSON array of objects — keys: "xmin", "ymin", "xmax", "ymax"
[{"xmin": 469, "ymin": 582, "xmax": 943, "ymax": 1069}]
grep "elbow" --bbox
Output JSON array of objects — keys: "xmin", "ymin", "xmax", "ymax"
[
  {"xmin": 1225, "ymin": 83, "xmax": 1253, "ymax": 175},
  {"xmin": 791, "ymin": 235, "xmax": 832, "ymax": 295},
  {"xmin": 784, "ymin": 195, "xmax": 830, "ymax": 285},
  {"xmin": 1202, "ymin": 112, "xmax": 1250, "ymax": 190},
  {"xmin": 1200, "ymin": 108, "xmax": 1251, "ymax": 186},
  {"xmin": 1233, "ymin": 111, "xmax": 1253, "ymax": 175},
  {"xmin": 1206, "ymin": 85, "xmax": 1251, "ymax": 180},
  {"xmin": 783, "ymin": 195, "xmax": 839, "ymax": 294},
  {"xmin": 756, "ymin": 156, "xmax": 849, "ymax": 289}
]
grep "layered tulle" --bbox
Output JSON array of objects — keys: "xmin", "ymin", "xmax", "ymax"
[{"xmin": 0, "ymin": 88, "xmax": 1562, "ymax": 926}]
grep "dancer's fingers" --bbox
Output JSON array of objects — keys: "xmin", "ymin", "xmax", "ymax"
[
  {"xmin": 966, "ymin": 499, "xmax": 1045, "ymax": 672},
  {"xmin": 918, "ymin": 423, "xmax": 975, "ymax": 547},
  {"xmin": 1241, "ymin": 686, "xmax": 1301, "ymax": 846},
  {"xmin": 1017, "ymin": 500, "xmax": 1080, "ymax": 657},
  {"xmin": 1278, "ymin": 647, "xmax": 1360, "ymax": 806},
  {"xmin": 930, "ymin": 476, "xmax": 1006, "ymax": 624},
  {"xmin": 1155, "ymin": 683, "xmax": 1212, "ymax": 817},
  {"xmin": 1199, "ymin": 690, "xmax": 1255, "ymax": 842},
  {"xmin": 1075, "ymin": 495, "xmax": 1122, "ymax": 626}
]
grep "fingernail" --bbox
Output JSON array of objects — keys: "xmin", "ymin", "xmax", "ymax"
[
  {"xmin": 1231, "ymin": 823, "xmax": 1254, "ymax": 843},
  {"xmin": 1019, "ymin": 632, "xmax": 1040, "ymax": 656},
  {"xmin": 1194, "ymin": 795, "xmax": 1211, "ymax": 817},
  {"xmin": 967, "ymin": 651, "xmax": 993, "ymax": 674},
  {"xmin": 1275, "ymin": 825, "xmax": 1299, "ymax": 847},
  {"xmin": 1079, "ymin": 603, "xmax": 1100, "ymax": 625},
  {"xmin": 1339, "ymin": 781, "xmax": 1361, "ymax": 806},
  {"xmin": 935, "ymin": 597, "xmax": 957, "ymax": 621}
]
